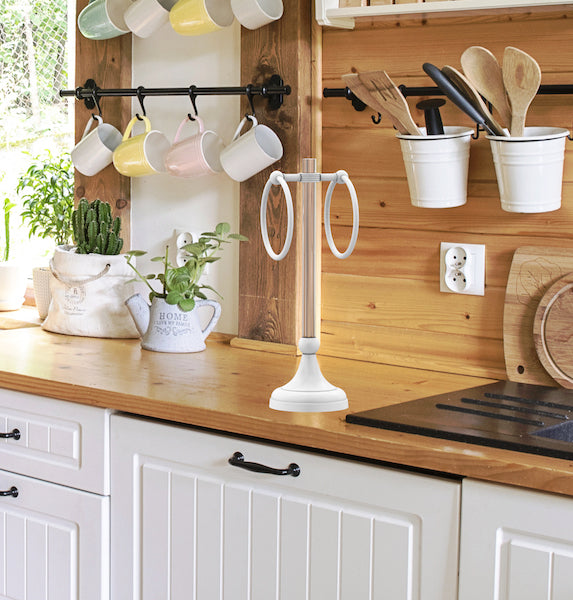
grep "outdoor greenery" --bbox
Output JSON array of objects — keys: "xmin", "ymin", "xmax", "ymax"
[
  {"xmin": 18, "ymin": 151, "xmax": 74, "ymax": 246},
  {"xmin": 125, "ymin": 223, "xmax": 248, "ymax": 312}
]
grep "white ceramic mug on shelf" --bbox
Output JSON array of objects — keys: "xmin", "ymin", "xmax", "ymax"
[
  {"xmin": 220, "ymin": 115, "xmax": 283, "ymax": 182},
  {"xmin": 71, "ymin": 115, "xmax": 123, "ymax": 176},
  {"xmin": 124, "ymin": 0, "xmax": 178, "ymax": 37},
  {"xmin": 230, "ymin": 0, "xmax": 283, "ymax": 29}
]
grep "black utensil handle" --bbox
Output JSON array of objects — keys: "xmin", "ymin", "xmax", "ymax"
[
  {"xmin": 0, "ymin": 429, "xmax": 20, "ymax": 440},
  {"xmin": 422, "ymin": 63, "xmax": 493, "ymax": 134},
  {"xmin": 0, "ymin": 487, "xmax": 18, "ymax": 498},
  {"xmin": 228, "ymin": 452, "xmax": 301, "ymax": 477}
]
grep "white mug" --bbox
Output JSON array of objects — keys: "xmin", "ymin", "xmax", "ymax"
[
  {"xmin": 220, "ymin": 115, "xmax": 283, "ymax": 182},
  {"xmin": 124, "ymin": 0, "xmax": 178, "ymax": 37},
  {"xmin": 71, "ymin": 115, "xmax": 123, "ymax": 176},
  {"xmin": 230, "ymin": 0, "xmax": 282, "ymax": 29}
]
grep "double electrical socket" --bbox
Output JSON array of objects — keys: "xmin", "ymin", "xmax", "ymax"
[{"xmin": 439, "ymin": 242, "xmax": 485, "ymax": 296}]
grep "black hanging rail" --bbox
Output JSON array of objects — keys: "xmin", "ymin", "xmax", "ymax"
[
  {"xmin": 61, "ymin": 74, "xmax": 291, "ymax": 112},
  {"xmin": 324, "ymin": 83, "xmax": 573, "ymax": 112}
]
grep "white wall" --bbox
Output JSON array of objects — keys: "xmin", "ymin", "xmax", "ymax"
[{"xmin": 130, "ymin": 21, "xmax": 241, "ymax": 334}]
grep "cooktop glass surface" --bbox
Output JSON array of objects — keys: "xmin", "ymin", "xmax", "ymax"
[{"xmin": 346, "ymin": 381, "xmax": 573, "ymax": 460}]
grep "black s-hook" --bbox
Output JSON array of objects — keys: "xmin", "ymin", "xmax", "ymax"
[
  {"xmin": 245, "ymin": 84, "xmax": 256, "ymax": 118},
  {"xmin": 91, "ymin": 88, "xmax": 102, "ymax": 119},
  {"xmin": 136, "ymin": 86, "xmax": 146, "ymax": 120},
  {"xmin": 188, "ymin": 84, "xmax": 198, "ymax": 121}
]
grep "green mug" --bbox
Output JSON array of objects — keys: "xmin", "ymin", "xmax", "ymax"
[
  {"xmin": 113, "ymin": 116, "xmax": 170, "ymax": 177},
  {"xmin": 78, "ymin": 0, "xmax": 131, "ymax": 40}
]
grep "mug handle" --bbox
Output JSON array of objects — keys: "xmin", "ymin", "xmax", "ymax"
[
  {"xmin": 231, "ymin": 114, "xmax": 257, "ymax": 142},
  {"xmin": 195, "ymin": 299, "xmax": 221, "ymax": 341},
  {"xmin": 81, "ymin": 114, "xmax": 102, "ymax": 140},
  {"xmin": 122, "ymin": 115, "xmax": 151, "ymax": 141},
  {"xmin": 173, "ymin": 116, "xmax": 204, "ymax": 145}
]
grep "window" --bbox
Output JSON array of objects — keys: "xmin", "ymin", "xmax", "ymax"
[{"xmin": 0, "ymin": 0, "xmax": 75, "ymax": 266}]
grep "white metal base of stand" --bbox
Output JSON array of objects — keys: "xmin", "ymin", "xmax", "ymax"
[{"xmin": 269, "ymin": 337, "xmax": 349, "ymax": 413}]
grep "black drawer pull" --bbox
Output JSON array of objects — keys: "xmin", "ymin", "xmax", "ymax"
[
  {"xmin": 228, "ymin": 452, "xmax": 301, "ymax": 477},
  {"xmin": 0, "ymin": 487, "xmax": 18, "ymax": 498},
  {"xmin": 0, "ymin": 429, "xmax": 20, "ymax": 440}
]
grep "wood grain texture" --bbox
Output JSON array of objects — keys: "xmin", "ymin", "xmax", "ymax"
[
  {"xmin": 5, "ymin": 326, "xmax": 573, "ymax": 497},
  {"xmin": 504, "ymin": 247, "xmax": 573, "ymax": 386},
  {"xmin": 238, "ymin": 0, "xmax": 313, "ymax": 345},
  {"xmin": 75, "ymin": 0, "xmax": 132, "ymax": 246},
  {"xmin": 322, "ymin": 11, "xmax": 573, "ymax": 378},
  {"xmin": 533, "ymin": 273, "xmax": 573, "ymax": 388}
]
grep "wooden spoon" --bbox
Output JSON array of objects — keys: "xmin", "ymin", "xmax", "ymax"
[
  {"xmin": 441, "ymin": 65, "xmax": 507, "ymax": 137},
  {"xmin": 502, "ymin": 46, "xmax": 541, "ymax": 137},
  {"xmin": 460, "ymin": 46, "xmax": 512, "ymax": 129}
]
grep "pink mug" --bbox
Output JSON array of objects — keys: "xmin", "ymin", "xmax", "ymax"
[{"xmin": 164, "ymin": 116, "xmax": 223, "ymax": 178}]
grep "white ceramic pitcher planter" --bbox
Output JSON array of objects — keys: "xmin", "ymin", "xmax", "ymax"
[{"xmin": 125, "ymin": 294, "xmax": 221, "ymax": 352}]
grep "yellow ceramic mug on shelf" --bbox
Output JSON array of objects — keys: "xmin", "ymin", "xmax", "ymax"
[
  {"xmin": 113, "ymin": 116, "xmax": 170, "ymax": 177},
  {"xmin": 169, "ymin": 0, "xmax": 234, "ymax": 35}
]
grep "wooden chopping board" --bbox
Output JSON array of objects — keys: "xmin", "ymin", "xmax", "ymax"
[
  {"xmin": 533, "ymin": 273, "xmax": 573, "ymax": 388},
  {"xmin": 504, "ymin": 246, "xmax": 573, "ymax": 386}
]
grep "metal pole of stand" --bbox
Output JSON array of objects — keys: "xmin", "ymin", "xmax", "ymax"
[{"xmin": 301, "ymin": 157, "xmax": 319, "ymax": 340}]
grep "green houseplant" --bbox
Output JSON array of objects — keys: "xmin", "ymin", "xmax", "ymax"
[
  {"xmin": 18, "ymin": 151, "xmax": 74, "ymax": 247},
  {"xmin": 124, "ymin": 223, "xmax": 247, "ymax": 353},
  {"xmin": 125, "ymin": 222, "xmax": 247, "ymax": 312},
  {"xmin": 17, "ymin": 151, "xmax": 74, "ymax": 318},
  {"xmin": 0, "ymin": 197, "xmax": 27, "ymax": 311}
]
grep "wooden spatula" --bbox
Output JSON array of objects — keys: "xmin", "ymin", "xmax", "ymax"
[
  {"xmin": 442, "ymin": 65, "xmax": 507, "ymax": 137},
  {"xmin": 343, "ymin": 71, "xmax": 422, "ymax": 136},
  {"xmin": 502, "ymin": 46, "xmax": 541, "ymax": 137},
  {"xmin": 342, "ymin": 72, "xmax": 421, "ymax": 135},
  {"xmin": 460, "ymin": 46, "xmax": 512, "ymax": 129}
]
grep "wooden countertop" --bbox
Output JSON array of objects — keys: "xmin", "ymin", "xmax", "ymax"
[{"xmin": 1, "ymin": 326, "xmax": 573, "ymax": 496}]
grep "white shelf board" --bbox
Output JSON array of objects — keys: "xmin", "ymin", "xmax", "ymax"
[{"xmin": 318, "ymin": 0, "xmax": 573, "ymax": 28}]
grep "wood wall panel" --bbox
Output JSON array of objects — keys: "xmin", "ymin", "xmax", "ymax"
[
  {"xmin": 238, "ymin": 0, "xmax": 313, "ymax": 347},
  {"xmin": 75, "ymin": 0, "xmax": 132, "ymax": 246},
  {"xmin": 321, "ymin": 9, "xmax": 573, "ymax": 378}
]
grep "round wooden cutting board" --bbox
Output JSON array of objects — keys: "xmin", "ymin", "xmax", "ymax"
[{"xmin": 533, "ymin": 272, "xmax": 573, "ymax": 388}]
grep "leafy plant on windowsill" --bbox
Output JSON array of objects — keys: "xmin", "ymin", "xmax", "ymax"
[
  {"xmin": 17, "ymin": 151, "xmax": 74, "ymax": 247},
  {"xmin": 125, "ymin": 222, "xmax": 248, "ymax": 312},
  {"xmin": 2, "ymin": 198, "xmax": 15, "ymax": 262}
]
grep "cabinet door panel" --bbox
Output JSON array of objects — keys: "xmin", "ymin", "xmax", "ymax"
[
  {"xmin": 459, "ymin": 479, "xmax": 573, "ymax": 600},
  {"xmin": 0, "ymin": 469, "xmax": 108, "ymax": 600},
  {"xmin": 112, "ymin": 414, "xmax": 460, "ymax": 600}
]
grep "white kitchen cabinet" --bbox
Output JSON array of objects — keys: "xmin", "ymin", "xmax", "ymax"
[
  {"xmin": 0, "ymin": 468, "xmax": 109, "ymax": 600},
  {"xmin": 111, "ymin": 414, "xmax": 461, "ymax": 600},
  {"xmin": 458, "ymin": 479, "xmax": 573, "ymax": 600},
  {"xmin": 0, "ymin": 389, "xmax": 111, "ymax": 600}
]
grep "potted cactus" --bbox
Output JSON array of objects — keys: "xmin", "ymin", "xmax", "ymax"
[{"xmin": 42, "ymin": 198, "xmax": 138, "ymax": 338}]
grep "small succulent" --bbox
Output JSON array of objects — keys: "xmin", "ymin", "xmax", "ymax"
[
  {"xmin": 72, "ymin": 198, "xmax": 123, "ymax": 255},
  {"xmin": 125, "ymin": 222, "xmax": 247, "ymax": 312}
]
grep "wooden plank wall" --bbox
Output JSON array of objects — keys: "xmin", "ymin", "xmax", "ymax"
[
  {"xmin": 321, "ymin": 9, "xmax": 573, "ymax": 379},
  {"xmin": 75, "ymin": 0, "xmax": 132, "ymax": 245}
]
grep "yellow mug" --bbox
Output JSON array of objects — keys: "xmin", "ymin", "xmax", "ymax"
[
  {"xmin": 113, "ymin": 116, "xmax": 170, "ymax": 177},
  {"xmin": 169, "ymin": 0, "xmax": 234, "ymax": 35}
]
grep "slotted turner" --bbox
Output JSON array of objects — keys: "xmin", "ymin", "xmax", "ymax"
[{"xmin": 351, "ymin": 70, "xmax": 422, "ymax": 136}]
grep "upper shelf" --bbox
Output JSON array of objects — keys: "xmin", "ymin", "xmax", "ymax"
[{"xmin": 315, "ymin": 0, "xmax": 573, "ymax": 29}]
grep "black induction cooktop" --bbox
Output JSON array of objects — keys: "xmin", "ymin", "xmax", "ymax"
[{"xmin": 346, "ymin": 381, "xmax": 573, "ymax": 461}]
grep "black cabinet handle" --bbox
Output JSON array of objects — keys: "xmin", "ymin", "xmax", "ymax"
[
  {"xmin": 0, "ymin": 429, "xmax": 20, "ymax": 440},
  {"xmin": 228, "ymin": 452, "xmax": 301, "ymax": 477},
  {"xmin": 0, "ymin": 487, "xmax": 18, "ymax": 498}
]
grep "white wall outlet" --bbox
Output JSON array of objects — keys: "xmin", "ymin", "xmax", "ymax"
[
  {"xmin": 440, "ymin": 242, "xmax": 485, "ymax": 296},
  {"xmin": 172, "ymin": 229, "xmax": 199, "ymax": 267}
]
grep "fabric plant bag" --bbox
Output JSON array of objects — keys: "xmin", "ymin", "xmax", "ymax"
[{"xmin": 42, "ymin": 245, "xmax": 139, "ymax": 338}]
